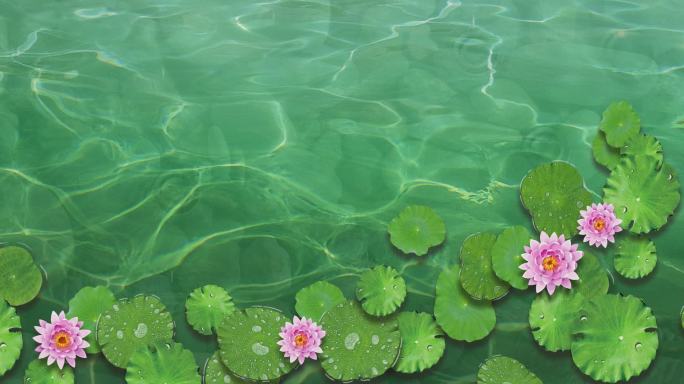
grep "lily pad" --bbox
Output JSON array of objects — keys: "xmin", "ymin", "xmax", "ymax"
[
  {"xmin": 434, "ymin": 265, "xmax": 495, "ymax": 342},
  {"xmin": 614, "ymin": 236, "xmax": 657, "ymax": 279},
  {"xmin": 621, "ymin": 134, "xmax": 663, "ymax": 167},
  {"xmin": 125, "ymin": 342, "xmax": 200, "ymax": 384},
  {"xmin": 0, "ymin": 300, "xmax": 21, "ymax": 376},
  {"xmin": 529, "ymin": 290, "xmax": 585, "ymax": 352},
  {"xmin": 217, "ymin": 307, "xmax": 294, "ymax": 381},
  {"xmin": 592, "ymin": 131, "xmax": 621, "ymax": 170},
  {"xmin": 0, "ymin": 245, "xmax": 43, "ymax": 306},
  {"xmin": 295, "ymin": 281, "xmax": 346, "ymax": 321},
  {"xmin": 185, "ymin": 285, "xmax": 235, "ymax": 336},
  {"xmin": 203, "ymin": 352, "xmax": 249, "ymax": 384},
  {"xmin": 97, "ymin": 295, "xmax": 175, "ymax": 368},
  {"xmin": 388, "ymin": 205, "xmax": 446, "ymax": 256},
  {"xmin": 573, "ymin": 251, "xmax": 610, "ymax": 300},
  {"xmin": 491, "ymin": 226, "xmax": 531, "ymax": 290},
  {"xmin": 67, "ymin": 286, "xmax": 116, "ymax": 354},
  {"xmin": 320, "ymin": 300, "xmax": 401, "ymax": 381},
  {"xmin": 599, "ymin": 101, "xmax": 641, "ymax": 147},
  {"xmin": 520, "ymin": 161, "xmax": 593, "ymax": 237},
  {"xmin": 356, "ymin": 266, "xmax": 406, "ymax": 316},
  {"xmin": 477, "ymin": 355, "xmax": 542, "ymax": 384},
  {"xmin": 24, "ymin": 359, "xmax": 74, "ymax": 384},
  {"xmin": 571, "ymin": 294, "xmax": 658, "ymax": 383},
  {"xmin": 459, "ymin": 233, "xmax": 509, "ymax": 300},
  {"xmin": 394, "ymin": 312, "xmax": 445, "ymax": 374},
  {"xmin": 604, "ymin": 156, "xmax": 680, "ymax": 234}
]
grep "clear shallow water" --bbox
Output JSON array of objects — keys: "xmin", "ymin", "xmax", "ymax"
[{"xmin": 1, "ymin": 0, "xmax": 683, "ymax": 382}]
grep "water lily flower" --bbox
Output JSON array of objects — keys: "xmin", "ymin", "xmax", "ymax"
[
  {"xmin": 519, "ymin": 231, "xmax": 583, "ymax": 295},
  {"xmin": 578, "ymin": 203, "xmax": 622, "ymax": 247},
  {"xmin": 277, "ymin": 316, "xmax": 325, "ymax": 365},
  {"xmin": 34, "ymin": 311, "xmax": 90, "ymax": 369}
]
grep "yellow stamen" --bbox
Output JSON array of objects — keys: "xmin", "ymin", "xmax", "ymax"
[
  {"xmin": 53, "ymin": 331, "xmax": 71, "ymax": 350},
  {"xmin": 294, "ymin": 333, "xmax": 308, "ymax": 348},
  {"xmin": 593, "ymin": 218, "xmax": 606, "ymax": 231},
  {"xmin": 542, "ymin": 256, "xmax": 559, "ymax": 272}
]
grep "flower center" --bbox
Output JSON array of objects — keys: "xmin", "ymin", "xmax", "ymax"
[
  {"xmin": 53, "ymin": 331, "xmax": 71, "ymax": 350},
  {"xmin": 294, "ymin": 332, "xmax": 308, "ymax": 348},
  {"xmin": 542, "ymin": 255, "xmax": 560, "ymax": 272},
  {"xmin": 593, "ymin": 218, "xmax": 606, "ymax": 231}
]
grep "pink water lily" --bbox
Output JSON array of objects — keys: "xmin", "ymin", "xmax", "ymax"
[
  {"xmin": 34, "ymin": 311, "xmax": 90, "ymax": 369},
  {"xmin": 277, "ymin": 316, "xmax": 325, "ymax": 365},
  {"xmin": 519, "ymin": 231, "xmax": 583, "ymax": 295},
  {"xmin": 578, "ymin": 203, "xmax": 622, "ymax": 248}
]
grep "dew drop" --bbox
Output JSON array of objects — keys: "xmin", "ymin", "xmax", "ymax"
[
  {"xmin": 223, "ymin": 375, "xmax": 232, "ymax": 383},
  {"xmin": 580, "ymin": 315, "xmax": 587, "ymax": 321},
  {"xmin": 371, "ymin": 335, "xmax": 379, "ymax": 345},
  {"xmin": 251, "ymin": 342, "xmax": 269, "ymax": 356},
  {"xmin": 619, "ymin": 335, "xmax": 624, "ymax": 341},
  {"xmin": 116, "ymin": 330, "xmax": 124, "ymax": 339},
  {"xmin": 427, "ymin": 345, "xmax": 433, "ymax": 351},
  {"xmin": 252, "ymin": 325, "xmax": 262, "ymax": 333},
  {"xmin": 344, "ymin": 333, "xmax": 360, "ymax": 350},
  {"xmin": 635, "ymin": 342, "xmax": 643, "ymax": 351},
  {"xmin": 134, "ymin": 323, "xmax": 148, "ymax": 338}
]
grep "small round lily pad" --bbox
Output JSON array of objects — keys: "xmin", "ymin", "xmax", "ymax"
[
  {"xmin": 0, "ymin": 245, "xmax": 43, "ymax": 306},
  {"xmin": 599, "ymin": 101, "xmax": 641, "ymax": 147},
  {"xmin": 520, "ymin": 161, "xmax": 593, "ymax": 238},
  {"xmin": 388, "ymin": 205, "xmax": 446, "ymax": 256},
  {"xmin": 394, "ymin": 312, "xmax": 445, "ymax": 374},
  {"xmin": 97, "ymin": 295, "xmax": 175, "ymax": 368},
  {"xmin": 434, "ymin": 265, "xmax": 495, "ymax": 342},
  {"xmin": 217, "ymin": 307, "xmax": 294, "ymax": 382},
  {"xmin": 529, "ymin": 290, "xmax": 585, "ymax": 352},
  {"xmin": 614, "ymin": 236, "xmax": 657, "ymax": 279},
  {"xmin": 571, "ymin": 294, "xmax": 658, "ymax": 383},
  {"xmin": 24, "ymin": 359, "xmax": 74, "ymax": 384},
  {"xmin": 477, "ymin": 355, "xmax": 542, "ymax": 384},
  {"xmin": 295, "ymin": 281, "xmax": 346, "ymax": 321},
  {"xmin": 203, "ymin": 352, "xmax": 249, "ymax": 384},
  {"xmin": 592, "ymin": 131, "xmax": 621, "ymax": 170},
  {"xmin": 186, "ymin": 285, "xmax": 235, "ymax": 336},
  {"xmin": 573, "ymin": 251, "xmax": 609, "ymax": 300},
  {"xmin": 0, "ymin": 300, "xmax": 22, "ymax": 376},
  {"xmin": 459, "ymin": 233, "xmax": 509, "ymax": 300},
  {"xmin": 491, "ymin": 226, "xmax": 531, "ymax": 290},
  {"xmin": 67, "ymin": 286, "xmax": 116, "ymax": 354},
  {"xmin": 320, "ymin": 300, "xmax": 401, "ymax": 381},
  {"xmin": 604, "ymin": 156, "xmax": 680, "ymax": 234},
  {"xmin": 125, "ymin": 342, "xmax": 200, "ymax": 384},
  {"xmin": 356, "ymin": 266, "xmax": 406, "ymax": 316},
  {"xmin": 621, "ymin": 134, "xmax": 663, "ymax": 167}
]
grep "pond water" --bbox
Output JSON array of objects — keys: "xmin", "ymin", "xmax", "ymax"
[{"xmin": 1, "ymin": 0, "xmax": 683, "ymax": 383}]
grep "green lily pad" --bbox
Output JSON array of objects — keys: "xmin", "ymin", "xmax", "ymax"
[
  {"xmin": 97, "ymin": 295, "xmax": 175, "ymax": 368},
  {"xmin": 295, "ymin": 281, "xmax": 346, "ymax": 321},
  {"xmin": 491, "ymin": 226, "xmax": 531, "ymax": 290},
  {"xmin": 394, "ymin": 312, "xmax": 445, "ymax": 374},
  {"xmin": 217, "ymin": 307, "xmax": 294, "ymax": 381},
  {"xmin": 621, "ymin": 134, "xmax": 663, "ymax": 167},
  {"xmin": 571, "ymin": 294, "xmax": 658, "ymax": 383},
  {"xmin": 356, "ymin": 266, "xmax": 406, "ymax": 316},
  {"xmin": 185, "ymin": 285, "xmax": 235, "ymax": 336},
  {"xmin": 24, "ymin": 359, "xmax": 74, "ymax": 384},
  {"xmin": 320, "ymin": 300, "xmax": 401, "ymax": 381},
  {"xmin": 459, "ymin": 233, "xmax": 509, "ymax": 300},
  {"xmin": 67, "ymin": 286, "xmax": 116, "ymax": 354},
  {"xmin": 477, "ymin": 355, "xmax": 542, "ymax": 384},
  {"xmin": 434, "ymin": 265, "xmax": 495, "ymax": 342},
  {"xmin": 0, "ymin": 300, "xmax": 22, "ymax": 376},
  {"xmin": 203, "ymin": 352, "xmax": 249, "ymax": 384},
  {"xmin": 520, "ymin": 161, "xmax": 593, "ymax": 238},
  {"xmin": 614, "ymin": 236, "xmax": 657, "ymax": 279},
  {"xmin": 574, "ymin": 251, "xmax": 609, "ymax": 300},
  {"xmin": 529, "ymin": 290, "xmax": 585, "ymax": 352},
  {"xmin": 599, "ymin": 101, "xmax": 641, "ymax": 147},
  {"xmin": 592, "ymin": 131, "xmax": 621, "ymax": 170},
  {"xmin": 604, "ymin": 156, "xmax": 680, "ymax": 234},
  {"xmin": 388, "ymin": 205, "xmax": 446, "ymax": 256},
  {"xmin": 125, "ymin": 342, "xmax": 200, "ymax": 384},
  {"xmin": 0, "ymin": 245, "xmax": 43, "ymax": 306}
]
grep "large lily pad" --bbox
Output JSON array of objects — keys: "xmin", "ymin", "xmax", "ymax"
[
  {"xmin": 217, "ymin": 307, "xmax": 294, "ymax": 382},
  {"xmin": 97, "ymin": 295, "xmax": 175, "ymax": 368},
  {"xmin": 295, "ymin": 281, "xmax": 346, "ymax": 321},
  {"xmin": 459, "ymin": 233, "xmax": 509, "ymax": 300},
  {"xmin": 491, "ymin": 226, "xmax": 531, "ymax": 290},
  {"xmin": 394, "ymin": 312, "xmax": 445, "ymax": 374},
  {"xmin": 185, "ymin": 285, "xmax": 235, "ymax": 335},
  {"xmin": 434, "ymin": 265, "xmax": 495, "ymax": 342},
  {"xmin": 621, "ymin": 134, "xmax": 663, "ymax": 167},
  {"xmin": 388, "ymin": 205, "xmax": 446, "ymax": 256},
  {"xmin": 571, "ymin": 294, "xmax": 658, "ymax": 383},
  {"xmin": 573, "ymin": 251, "xmax": 609, "ymax": 300},
  {"xmin": 604, "ymin": 156, "xmax": 680, "ymax": 234},
  {"xmin": 599, "ymin": 101, "xmax": 641, "ymax": 147},
  {"xmin": 125, "ymin": 342, "xmax": 200, "ymax": 384},
  {"xmin": 529, "ymin": 290, "xmax": 585, "ymax": 352},
  {"xmin": 320, "ymin": 300, "xmax": 401, "ymax": 381},
  {"xmin": 24, "ymin": 359, "xmax": 74, "ymax": 384},
  {"xmin": 614, "ymin": 236, "xmax": 657, "ymax": 279},
  {"xmin": 203, "ymin": 352, "xmax": 249, "ymax": 384},
  {"xmin": 356, "ymin": 266, "xmax": 406, "ymax": 316},
  {"xmin": 592, "ymin": 131, "xmax": 621, "ymax": 170},
  {"xmin": 477, "ymin": 355, "xmax": 542, "ymax": 384},
  {"xmin": 0, "ymin": 245, "xmax": 43, "ymax": 306},
  {"xmin": 520, "ymin": 162, "xmax": 593, "ymax": 237},
  {"xmin": 67, "ymin": 286, "xmax": 116, "ymax": 354},
  {"xmin": 0, "ymin": 300, "xmax": 22, "ymax": 376}
]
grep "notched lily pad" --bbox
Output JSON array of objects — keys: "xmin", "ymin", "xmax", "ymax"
[
  {"xmin": 0, "ymin": 300, "xmax": 22, "ymax": 376},
  {"xmin": 574, "ymin": 251, "xmax": 609, "ymax": 300},
  {"xmin": 356, "ymin": 266, "xmax": 406, "ymax": 316},
  {"xmin": 388, "ymin": 205, "xmax": 446, "ymax": 256},
  {"xmin": 434, "ymin": 265, "xmax": 495, "ymax": 342},
  {"xmin": 0, "ymin": 245, "xmax": 43, "ymax": 306},
  {"xmin": 599, "ymin": 101, "xmax": 641, "ymax": 147},
  {"xmin": 320, "ymin": 300, "xmax": 401, "ymax": 381},
  {"xmin": 67, "ymin": 286, "xmax": 116, "ymax": 354},
  {"xmin": 614, "ymin": 236, "xmax": 657, "ymax": 279},
  {"xmin": 477, "ymin": 355, "xmax": 542, "ymax": 384},
  {"xmin": 295, "ymin": 281, "xmax": 346, "ymax": 321},
  {"xmin": 186, "ymin": 285, "xmax": 236, "ymax": 335},
  {"xmin": 125, "ymin": 342, "xmax": 200, "ymax": 384},
  {"xmin": 520, "ymin": 161, "xmax": 593, "ymax": 237},
  {"xmin": 529, "ymin": 290, "xmax": 585, "ymax": 352},
  {"xmin": 571, "ymin": 294, "xmax": 658, "ymax": 383},
  {"xmin": 203, "ymin": 351, "xmax": 249, "ymax": 384},
  {"xmin": 24, "ymin": 359, "xmax": 74, "ymax": 384},
  {"xmin": 459, "ymin": 233, "xmax": 509, "ymax": 300},
  {"xmin": 592, "ymin": 131, "xmax": 621, "ymax": 170},
  {"xmin": 394, "ymin": 312, "xmax": 445, "ymax": 374},
  {"xmin": 621, "ymin": 134, "xmax": 663, "ymax": 167},
  {"xmin": 491, "ymin": 226, "xmax": 531, "ymax": 290}
]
